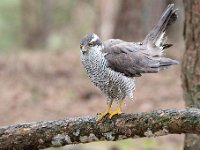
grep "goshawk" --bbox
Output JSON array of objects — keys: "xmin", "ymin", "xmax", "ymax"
[{"xmin": 80, "ymin": 4, "xmax": 179, "ymax": 122}]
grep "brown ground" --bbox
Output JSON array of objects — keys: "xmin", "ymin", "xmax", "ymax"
[{"xmin": 0, "ymin": 50, "xmax": 184, "ymax": 150}]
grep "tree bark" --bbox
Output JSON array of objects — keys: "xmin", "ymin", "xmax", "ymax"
[
  {"xmin": 1, "ymin": 108, "xmax": 200, "ymax": 150},
  {"xmin": 113, "ymin": 0, "xmax": 144, "ymax": 41},
  {"xmin": 182, "ymin": 0, "xmax": 200, "ymax": 149},
  {"xmin": 94, "ymin": 0, "xmax": 120, "ymax": 39},
  {"xmin": 113, "ymin": 0, "xmax": 166, "ymax": 41}
]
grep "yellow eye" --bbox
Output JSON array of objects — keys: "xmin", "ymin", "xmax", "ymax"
[
  {"xmin": 80, "ymin": 45, "xmax": 83, "ymax": 49},
  {"xmin": 88, "ymin": 43, "xmax": 94, "ymax": 47}
]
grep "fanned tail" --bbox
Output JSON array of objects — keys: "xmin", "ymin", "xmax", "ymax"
[{"xmin": 143, "ymin": 4, "xmax": 178, "ymax": 49}]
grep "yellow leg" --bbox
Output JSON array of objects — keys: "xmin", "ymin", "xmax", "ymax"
[
  {"xmin": 109, "ymin": 99, "xmax": 123, "ymax": 119},
  {"xmin": 96, "ymin": 100, "xmax": 113, "ymax": 122}
]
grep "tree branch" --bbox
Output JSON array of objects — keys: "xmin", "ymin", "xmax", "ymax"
[{"xmin": 1, "ymin": 108, "xmax": 200, "ymax": 150}]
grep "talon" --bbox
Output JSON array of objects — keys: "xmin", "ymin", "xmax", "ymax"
[
  {"xmin": 109, "ymin": 107, "xmax": 122, "ymax": 119},
  {"xmin": 96, "ymin": 100, "xmax": 114, "ymax": 122},
  {"xmin": 96, "ymin": 112, "xmax": 109, "ymax": 122},
  {"xmin": 109, "ymin": 99, "xmax": 123, "ymax": 119},
  {"xmin": 97, "ymin": 112, "xmax": 102, "ymax": 115}
]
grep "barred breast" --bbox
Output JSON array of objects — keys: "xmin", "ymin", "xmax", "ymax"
[{"xmin": 80, "ymin": 48, "xmax": 135, "ymax": 102}]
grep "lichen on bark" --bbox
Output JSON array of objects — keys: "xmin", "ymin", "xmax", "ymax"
[
  {"xmin": 182, "ymin": 0, "xmax": 200, "ymax": 149},
  {"xmin": 1, "ymin": 108, "xmax": 200, "ymax": 150}
]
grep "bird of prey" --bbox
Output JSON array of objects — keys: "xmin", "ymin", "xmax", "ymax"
[{"xmin": 80, "ymin": 4, "xmax": 179, "ymax": 122}]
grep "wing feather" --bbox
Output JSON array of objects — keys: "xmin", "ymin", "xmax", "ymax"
[
  {"xmin": 102, "ymin": 4, "xmax": 179, "ymax": 77},
  {"xmin": 102, "ymin": 43, "xmax": 178, "ymax": 77}
]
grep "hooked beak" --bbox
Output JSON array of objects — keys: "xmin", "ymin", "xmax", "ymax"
[{"xmin": 80, "ymin": 45, "xmax": 88, "ymax": 54}]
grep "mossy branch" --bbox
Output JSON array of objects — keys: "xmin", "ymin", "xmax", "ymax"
[{"xmin": 1, "ymin": 108, "xmax": 200, "ymax": 150}]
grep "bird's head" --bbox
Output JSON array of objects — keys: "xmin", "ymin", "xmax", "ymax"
[{"xmin": 80, "ymin": 33, "xmax": 103, "ymax": 54}]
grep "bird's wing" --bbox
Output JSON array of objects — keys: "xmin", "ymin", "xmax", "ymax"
[
  {"xmin": 102, "ymin": 42, "xmax": 178, "ymax": 77},
  {"xmin": 102, "ymin": 4, "xmax": 179, "ymax": 78},
  {"xmin": 104, "ymin": 39, "xmax": 125, "ymax": 47}
]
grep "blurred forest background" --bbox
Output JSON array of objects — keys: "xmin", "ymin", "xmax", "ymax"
[{"xmin": 0, "ymin": 0, "xmax": 185, "ymax": 150}]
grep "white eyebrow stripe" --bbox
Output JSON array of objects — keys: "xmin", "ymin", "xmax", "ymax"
[{"xmin": 90, "ymin": 34, "xmax": 99, "ymax": 42}]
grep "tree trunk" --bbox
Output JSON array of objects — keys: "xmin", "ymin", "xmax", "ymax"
[
  {"xmin": 182, "ymin": 0, "xmax": 200, "ymax": 149},
  {"xmin": 113, "ymin": 0, "xmax": 144, "ymax": 41},
  {"xmin": 113, "ymin": 0, "xmax": 166, "ymax": 42},
  {"xmin": 21, "ymin": 0, "xmax": 53, "ymax": 49},
  {"xmin": 94, "ymin": 0, "xmax": 120, "ymax": 39}
]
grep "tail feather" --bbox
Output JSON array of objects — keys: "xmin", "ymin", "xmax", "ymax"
[
  {"xmin": 159, "ymin": 57, "xmax": 179, "ymax": 67},
  {"xmin": 149, "ymin": 57, "xmax": 179, "ymax": 71},
  {"xmin": 140, "ymin": 4, "xmax": 179, "ymax": 73},
  {"xmin": 143, "ymin": 4, "xmax": 178, "ymax": 48}
]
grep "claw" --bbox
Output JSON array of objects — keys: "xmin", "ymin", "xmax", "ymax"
[
  {"xmin": 96, "ymin": 112, "xmax": 109, "ymax": 122},
  {"xmin": 109, "ymin": 107, "xmax": 122, "ymax": 119},
  {"xmin": 97, "ymin": 112, "xmax": 102, "ymax": 115},
  {"xmin": 96, "ymin": 99, "xmax": 114, "ymax": 122},
  {"xmin": 96, "ymin": 99, "xmax": 124, "ymax": 122},
  {"xmin": 109, "ymin": 99, "xmax": 123, "ymax": 119}
]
